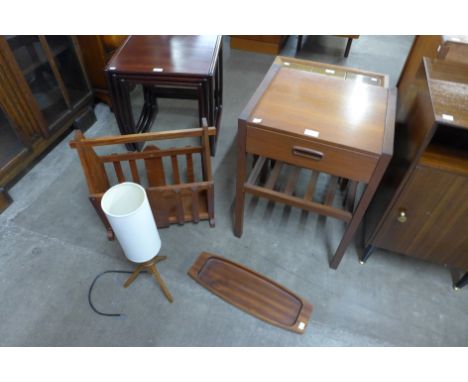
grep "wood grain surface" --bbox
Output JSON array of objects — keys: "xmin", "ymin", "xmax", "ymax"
[
  {"xmin": 249, "ymin": 65, "xmax": 389, "ymax": 155},
  {"xmin": 107, "ymin": 35, "xmax": 221, "ymax": 76},
  {"xmin": 424, "ymin": 58, "xmax": 468, "ymax": 128},
  {"xmin": 246, "ymin": 125, "xmax": 378, "ymax": 182},
  {"xmin": 373, "ymin": 165, "xmax": 468, "ymax": 270},
  {"xmin": 274, "ymin": 56, "xmax": 389, "ymax": 87},
  {"xmin": 188, "ymin": 252, "xmax": 313, "ymax": 334}
]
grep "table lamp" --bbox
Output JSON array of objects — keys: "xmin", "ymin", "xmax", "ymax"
[{"xmin": 101, "ymin": 182, "xmax": 173, "ymax": 302}]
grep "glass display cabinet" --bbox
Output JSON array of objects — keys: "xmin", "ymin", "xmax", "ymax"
[{"xmin": 0, "ymin": 35, "xmax": 95, "ymax": 213}]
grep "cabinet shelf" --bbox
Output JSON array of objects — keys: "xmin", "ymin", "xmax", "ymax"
[
  {"xmin": 420, "ymin": 144, "xmax": 468, "ymax": 177},
  {"xmin": 21, "ymin": 44, "xmax": 68, "ymax": 76}
]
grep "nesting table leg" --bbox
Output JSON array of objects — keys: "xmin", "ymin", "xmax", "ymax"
[
  {"xmin": 234, "ymin": 123, "xmax": 248, "ymax": 237},
  {"xmin": 118, "ymin": 80, "xmax": 140, "ymax": 150},
  {"xmin": 135, "ymin": 86, "xmax": 158, "ymax": 134},
  {"xmin": 218, "ymin": 44, "xmax": 224, "ymax": 107},
  {"xmin": 296, "ymin": 35, "xmax": 303, "ymax": 52},
  {"xmin": 197, "ymin": 84, "xmax": 206, "ymax": 127},
  {"xmin": 207, "ymin": 76, "xmax": 216, "ymax": 154},
  {"xmin": 344, "ymin": 38, "xmax": 353, "ymax": 57},
  {"xmin": 108, "ymin": 75, "xmax": 131, "ymax": 137}
]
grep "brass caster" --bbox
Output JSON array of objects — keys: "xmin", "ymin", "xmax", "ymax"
[
  {"xmin": 359, "ymin": 260, "xmax": 365, "ymax": 265},
  {"xmin": 453, "ymin": 286, "xmax": 460, "ymax": 291}
]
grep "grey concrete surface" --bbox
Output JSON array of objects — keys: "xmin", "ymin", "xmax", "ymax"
[{"xmin": 2, "ymin": 35, "xmax": 468, "ymax": 346}]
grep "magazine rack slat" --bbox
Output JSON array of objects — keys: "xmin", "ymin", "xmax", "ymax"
[{"xmin": 70, "ymin": 123, "xmax": 216, "ymax": 240}]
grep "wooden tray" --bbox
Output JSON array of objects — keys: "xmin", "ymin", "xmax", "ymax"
[{"xmin": 188, "ymin": 252, "xmax": 313, "ymax": 334}]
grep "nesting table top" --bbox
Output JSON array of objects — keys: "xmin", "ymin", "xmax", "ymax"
[{"xmin": 106, "ymin": 35, "xmax": 222, "ymax": 77}]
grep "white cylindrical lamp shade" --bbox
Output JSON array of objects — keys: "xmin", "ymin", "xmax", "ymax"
[{"xmin": 101, "ymin": 182, "xmax": 161, "ymax": 263}]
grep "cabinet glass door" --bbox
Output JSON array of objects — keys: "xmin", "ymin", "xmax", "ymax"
[
  {"xmin": 45, "ymin": 36, "xmax": 88, "ymax": 106},
  {"xmin": 0, "ymin": 107, "xmax": 26, "ymax": 169},
  {"xmin": 5, "ymin": 35, "xmax": 68, "ymax": 128}
]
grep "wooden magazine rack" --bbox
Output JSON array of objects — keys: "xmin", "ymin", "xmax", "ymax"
[{"xmin": 70, "ymin": 121, "xmax": 216, "ymax": 240}]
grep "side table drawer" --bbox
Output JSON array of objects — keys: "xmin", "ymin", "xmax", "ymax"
[{"xmin": 246, "ymin": 126, "xmax": 378, "ymax": 182}]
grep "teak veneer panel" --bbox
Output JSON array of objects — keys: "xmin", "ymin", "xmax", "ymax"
[
  {"xmin": 188, "ymin": 252, "xmax": 313, "ymax": 334},
  {"xmin": 373, "ymin": 165, "xmax": 468, "ymax": 270}
]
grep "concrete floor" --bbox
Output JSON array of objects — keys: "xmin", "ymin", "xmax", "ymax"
[{"xmin": 2, "ymin": 35, "xmax": 468, "ymax": 346}]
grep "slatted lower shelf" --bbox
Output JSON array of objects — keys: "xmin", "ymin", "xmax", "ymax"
[{"xmin": 245, "ymin": 156, "xmax": 358, "ymax": 221}]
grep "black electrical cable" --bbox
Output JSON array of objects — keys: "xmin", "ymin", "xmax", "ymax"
[{"xmin": 88, "ymin": 270, "xmax": 147, "ymax": 317}]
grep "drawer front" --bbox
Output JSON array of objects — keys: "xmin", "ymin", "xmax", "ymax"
[{"xmin": 246, "ymin": 126, "xmax": 378, "ymax": 182}]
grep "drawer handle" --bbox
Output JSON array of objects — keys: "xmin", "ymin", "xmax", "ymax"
[
  {"xmin": 292, "ymin": 146, "xmax": 324, "ymax": 161},
  {"xmin": 397, "ymin": 209, "xmax": 407, "ymax": 223}
]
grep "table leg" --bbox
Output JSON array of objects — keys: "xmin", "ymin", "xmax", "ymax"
[
  {"xmin": 207, "ymin": 76, "xmax": 217, "ymax": 154},
  {"xmin": 454, "ymin": 272, "xmax": 468, "ymax": 290},
  {"xmin": 208, "ymin": 76, "xmax": 215, "ymax": 125},
  {"xmin": 198, "ymin": 81, "xmax": 208, "ymax": 127},
  {"xmin": 117, "ymin": 79, "xmax": 139, "ymax": 150},
  {"xmin": 296, "ymin": 35, "xmax": 303, "ymax": 52},
  {"xmin": 360, "ymin": 245, "xmax": 375, "ymax": 264},
  {"xmin": 212, "ymin": 46, "xmax": 224, "ymax": 156},
  {"xmin": 344, "ymin": 38, "xmax": 353, "ymax": 58},
  {"xmin": 107, "ymin": 73, "xmax": 130, "ymax": 136},
  {"xmin": 234, "ymin": 122, "xmax": 248, "ymax": 237},
  {"xmin": 134, "ymin": 86, "xmax": 158, "ymax": 134},
  {"xmin": 218, "ymin": 43, "xmax": 224, "ymax": 108},
  {"xmin": 0, "ymin": 188, "xmax": 12, "ymax": 213},
  {"xmin": 329, "ymin": 156, "xmax": 390, "ymax": 269}
]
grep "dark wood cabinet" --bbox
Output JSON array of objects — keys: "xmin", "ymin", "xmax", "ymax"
[
  {"xmin": 397, "ymin": 35, "xmax": 468, "ymax": 123},
  {"xmin": 0, "ymin": 35, "xmax": 95, "ymax": 212},
  {"xmin": 364, "ymin": 57, "xmax": 468, "ymax": 276}
]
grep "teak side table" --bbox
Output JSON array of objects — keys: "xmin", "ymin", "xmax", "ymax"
[
  {"xmin": 105, "ymin": 35, "xmax": 223, "ymax": 153},
  {"xmin": 234, "ymin": 57, "xmax": 396, "ymax": 269}
]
